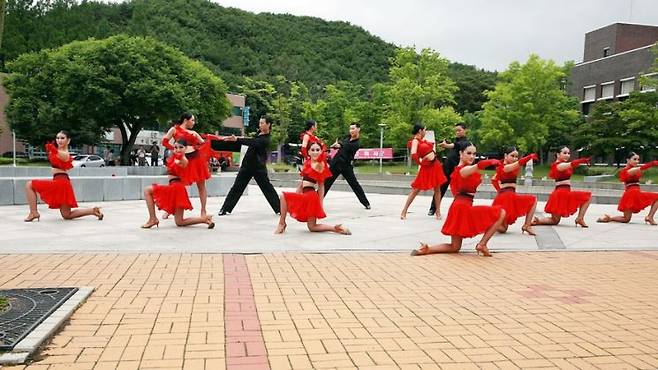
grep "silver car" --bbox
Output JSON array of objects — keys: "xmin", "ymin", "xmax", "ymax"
[{"xmin": 72, "ymin": 155, "xmax": 105, "ymax": 167}]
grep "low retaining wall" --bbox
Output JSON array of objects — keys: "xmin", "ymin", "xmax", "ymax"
[{"xmin": 1, "ymin": 174, "xmax": 237, "ymax": 205}]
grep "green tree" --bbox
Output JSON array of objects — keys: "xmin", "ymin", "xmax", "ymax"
[
  {"xmin": 447, "ymin": 62, "xmax": 498, "ymax": 114},
  {"xmin": 4, "ymin": 34, "xmax": 229, "ymax": 164},
  {"xmin": 478, "ymin": 54, "xmax": 580, "ymax": 157},
  {"xmin": 382, "ymin": 47, "xmax": 460, "ymax": 149},
  {"xmin": 0, "ymin": 0, "xmax": 6, "ymax": 51}
]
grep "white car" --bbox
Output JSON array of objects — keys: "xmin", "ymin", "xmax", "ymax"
[{"xmin": 72, "ymin": 155, "xmax": 105, "ymax": 167}]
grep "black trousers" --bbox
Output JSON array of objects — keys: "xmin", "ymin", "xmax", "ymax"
[
  {"xmin": 324, "ymin": 163, "xmax": 370, "ymax": 207},
  {"xmin": 221, "ymin": 164, "xmax": 280, "ymax": 214},
  {"xmin": 429, "ymin": 162, "xmax": 456, "ymax": 212}
]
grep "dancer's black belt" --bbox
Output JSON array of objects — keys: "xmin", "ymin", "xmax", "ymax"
[
  {"xmin": 53, "ymin": 173, "xmax": 70, "ymax": 180},
  {"xmin": 498, "ymin": 187, "xmax": 516, "ymax": 194},
  {"xmin": 555, "ymin": 184, "xmax": 571, "ymax": 190},
  {"xmin": 169, "ymin": 178, "xmax": 182, "ymax": 184}
]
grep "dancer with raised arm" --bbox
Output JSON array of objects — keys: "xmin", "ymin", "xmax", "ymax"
[
  {"xmin": 532, "ymin": 146, "xmax": 592, "ymax": 227},
  {"xmin": 218, "ymin": 116, "xmax": 281, "ymax": 216},
  {"xmin": 24, "ymin": 131, "xmax": 104, "ymax": 222},
  {"xmin": 597, "ymin": 152, "xmax": 658, "ymax": 225},
  {"xmin": 410, "ymin": 142, "xmax": 505, "ymax": 257},
  {"xmin": 323, "ymin": 123, "xmax": 371, "ymax": 209},
  {"xmin": 490, "ymin": 147, "xmax": 538, "ymax": 235},
  {"xmin": 400, "ymin": 123, "xmax": 447, "ymax": 219},
  {"xmin": 275, "ymin": 141, "xmax": 351, "ymax": 235},
  {"xmin": 161, "ymin": 113, "xmax": 212, "ymax": 217},
  {"xmin": 141, "ymin": 139, "xmax": 215, "ymax": 229}
]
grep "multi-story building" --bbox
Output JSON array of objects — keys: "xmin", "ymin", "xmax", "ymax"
[{"xmin": 569, "ymin": 23, "xmax": 658, "ymax": 115}]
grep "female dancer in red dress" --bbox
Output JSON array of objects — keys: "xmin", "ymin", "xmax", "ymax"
[
  {"xmin": 400, "ymin": 123, "xmax": 447, "ymax": 219},
  {"xmin": 597, "ymin": 152, "xmax": 658, "ymax": 225},
  {"xmin": 142, "ymin": 139, "xmax": 215, "ymax": 229},
  {"xmin": 161, "ymin": 113, "xmax": 212, "ymax": 217},
  {"xmin": 24, "ymin": 131, "xmax": 104, "ymax": 222},
  {"xmin": 300, "ymin": 120, "xmax": 327, "ymax": 161},
  {"xmin": 411, "ymin": 142, "xmax": 505, "ymax": 257},
  {"xmin": 532, "ymin": 146, "xmax": 591, "ymax": 227},
  {"xmin": 490, "ymin": 147, "xmax": 538, "ymax": 235},
  {"xmin": 275, "ymin": 141, "xmax": 351, "ymax": 235}
]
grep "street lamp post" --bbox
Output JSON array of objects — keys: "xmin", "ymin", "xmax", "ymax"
[
  {"xmin": 378, "ymin": 123, "xmax": 387, "ymax": 174},
  {"xmin": 12, "ymin": 130, "xmax": 16, "ymax": 167}
]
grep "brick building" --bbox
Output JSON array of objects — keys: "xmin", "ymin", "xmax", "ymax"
[{"xmin": 569, "ymin": 23, "xmax": 658, "ymax": 115}]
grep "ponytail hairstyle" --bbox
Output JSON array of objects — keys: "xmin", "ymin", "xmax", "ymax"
[
  {"xmin": 175, "ymin": 112, "xmax": 194, "ymax": 126},
  {"xmin": 503, "ymin": 146, "xmax": 517, "ymax": 155},
  {"xmin": 457, "ymin": 141, "xmax": 474, "ymax": 153},
  {"xmin": 626, "ymin": 151, "xmax": 638, "ymax": 160}
]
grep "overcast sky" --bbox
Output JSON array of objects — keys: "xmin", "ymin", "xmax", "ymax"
[{"xmin": 207, "ymin": 0, "xmax": 658, "ymax": 71}]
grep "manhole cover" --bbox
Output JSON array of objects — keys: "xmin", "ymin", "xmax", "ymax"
[{"xmin": 0, "ymin": 288, "xmax": 78, "ymax": 351}]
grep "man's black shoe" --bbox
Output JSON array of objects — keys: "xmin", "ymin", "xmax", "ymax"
[
  {"xmin": 275, "ymin": 211, "xmax": 281, "ymax": 215},
  {"xmin": 218, "ymin": 210, "xmax": 230, "ymax": 216},
  {"xmin": 365, "ymin": 205, "xmax": 371, "ymax": 210},
  {"xmin": 427, "ymin": 210, "xmax": 436, "ymax": 216}
]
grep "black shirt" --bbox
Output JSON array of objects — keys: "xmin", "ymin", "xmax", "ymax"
[
  {"xmin": 238, "ymin": 133, "xmax": 271, "ymax": 168},
  {"xmin": 445, "ymin": 136, "xmax": 469, "ymax": 168},
  {"xmin": 331, "ymin": 137, "xmax": 360, "ymax": 167}
]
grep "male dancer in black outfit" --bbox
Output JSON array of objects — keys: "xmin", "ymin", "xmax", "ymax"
[
  {"xmin": 218, "ymin": 116, "xmax": 280, "ymax": 215},
  {"xmin": 324, "ymin": 123, "xmax": 371, "ymax": 209},
  {"xmin": 428, "ymin": 123, "xmax": 469, "ymax": 216}
]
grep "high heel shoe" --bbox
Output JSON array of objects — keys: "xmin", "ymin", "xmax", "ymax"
[
  {"xmin": 141, "ymin": 220, "xmax": 159, "ymax": 229},
  {"xmin": 334, "ymin": 224, "xmax": 351, "ymax": 235},
  {"xmin": 274, "ymin": 222, "xmax": 287, "ymax": 234},
  {"xmin": 521, "ymin": 225, "xmax": 536, "ymax": 236},
  {"xmin": 93, "ymin": 207, "xmax": 104, "ymax": 221},
  {"xmin": 597, "ymin": 214, "xmax": 611, "ymax": 223},
  {"xmin": 645, "ymin": 217, "xmax": 657, "ymax": 226},
  {"xmin": 410, "ymin": 242, "xmax": 429, "ymax": 256},
  {"xmin": 475, "ymin": 243, "xmax": 492, "ymax": 257},
  {"xmin": 205, "ymin": 215, "xmax": 215, "ymax": 229},
  {"xmin": 575, "ymin": 218, "xmax": 588, "ymax": 228},
  {"xmin": 24, "ymin": 213, "xmax": 40, "ymax": 222}
]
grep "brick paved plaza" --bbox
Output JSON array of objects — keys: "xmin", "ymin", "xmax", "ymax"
[{"xmin": 1, "ymin": 188, "xmax": 657, "ymax": 369}]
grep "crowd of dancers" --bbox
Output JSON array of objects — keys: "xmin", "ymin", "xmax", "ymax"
[{"xmin": 23, "ymin": 114, "xmax": 658, "ymax": 257}]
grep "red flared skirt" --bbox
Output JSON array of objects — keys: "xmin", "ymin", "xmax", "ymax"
[
  {"xmin": 441, "ymin": 195, "xmax": 502, "ymax": 238},
  {"xmin": 617, "ymin": 186, "xmax": 658, "ymax": 213},
  {"xmin": 283, "ymin": 187, "xmax": 326, "ymax": 222},
  {"xmin": 544, "ymin": 185, "xmax": 591, "ymax": 217},
  {"xmin": 492, "ymin": 188, "xmax": 536, "ymax": 225},
  {"xmin": 152, "ymin": 180, "xmax": 193, "ymax": 215},
  {"xmin": 31, "ymin": 173, "xmax": 78, "ymax": 209},
  {"xmin": 181, "ymin": 143, "xmax": 212, "ymax": 185},
  {"xmin": 411, "ymin": 160, "xmax": 447, "ymax": 190}
]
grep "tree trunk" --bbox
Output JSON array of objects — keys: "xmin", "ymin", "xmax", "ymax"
[
  {"xmin": 277, "ymin": 143, "xmax": 283, "ymax": 164},
  {"xmin": 118, "ymin": 122, "xmax": 139, "ymax": 166}
]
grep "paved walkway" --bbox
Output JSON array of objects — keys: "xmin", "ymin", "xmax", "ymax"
[
  {"xmin": 1, "ymin": 252, "xmax": 658, "ymax": 369},
  {"xmin": 1, "ymin": 187, "xmax": 658, "ymax": 369},
  {"xmin": 0, "ymin": 186, "xmax": 656, "ymax": 254}
]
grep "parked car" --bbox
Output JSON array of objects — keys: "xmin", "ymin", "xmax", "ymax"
[{"xmin": 72, "ymin": 155, "xmax": 105, "ymax": 167}]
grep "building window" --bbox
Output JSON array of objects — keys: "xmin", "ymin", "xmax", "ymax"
[
  {"xmin": 603, "ymin": 47, "xmax": 610, "ymax": 57},
  {"xmin": 583, "ymin": 85, "xmax": 596, "ymax": 102},
  {"xmin": 640, "ymin": 73, "xmax": 657, "ymax": 93},
  {"xmin": 599, "ymin": 82, "xmax": 614, "ymax": 100},
  {"xmin": 231, "ymin": 106, "xmax": 243, "ymax": 117},
  {"xmin": 619, "ymin": 77, "xmax": 635, "ymax": 96}
]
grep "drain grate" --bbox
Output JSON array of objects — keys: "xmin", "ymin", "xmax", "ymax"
[{"xmin": 0, "ymin": 288, "xmax": 78, "ymax": 351}]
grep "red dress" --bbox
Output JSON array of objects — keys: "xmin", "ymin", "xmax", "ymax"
[
  {"xmin": 617, "ymin": 166, "xmax": 658, "ymax": 213},
  {"xmin": 544, "ymin": 162, "xmax": 591, "ymax": 217},
  {"xmin": 173, "ymin": 125, "xmax": 211, "ymax": 185},
  {"xmin": 409, "ymin": 138, "xmax": 447, "ymax": 190},
  {"xmin": 151, "ymin": 153, "xmax": 193, "ymax": 215},
  {"xmin": 491, "ymin": 165, "xmax": 536, "ymax": 225},
  {"xmin": 283, "ymin": 159, "xmax": 333, "ymax": 222},
  {"xmin": 31, "ymin": 143, "xmax": 78, "ymax": 209},
  {"xmin": 441, "ymin": 166, "xmax": 502, "ymax": 238}
]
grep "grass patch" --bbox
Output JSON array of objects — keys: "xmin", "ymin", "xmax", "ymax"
[
  {"xmin": 0, "ymin": 158, "xmax": 50, "ymax": 166},
  {"xmin": 0, "ymin": 296, "xmax": 8, "ymax": 314}
]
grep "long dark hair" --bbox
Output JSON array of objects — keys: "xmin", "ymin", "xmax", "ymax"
[
  {"xmin": 304, "ymin": 120, "xmax": 317, "ymax": 131},
  {"xmin": 173, "ymin": 112, "xmax": 194, "ymax": 127},
  {"xmin": 412, "ymin": 123, "xmax": 425, "ymax": 135}
]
